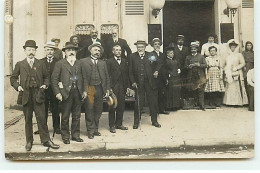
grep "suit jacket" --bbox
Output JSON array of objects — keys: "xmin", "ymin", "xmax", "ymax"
[
  {"xmin": 106, "ymin": 37, "xmax": 132, "ymax": 61},
  {"xmin": 129, "ymin": 51, "xmax": 158, "ymax": 89},
  {"xmin": 10, "ymin": 58, "xmax": 49, "ymax": 105},
  {"xmin": 51, "ymin": 59, "xmax": 83, "ymax": 101},
  {"xmin": 53, "ymin": 48, "xmax": 63, "ymax": 60},
  {"xmin": 184, "ymin": 53, "xmax": 207, "ymax": 87},
  {"xmin": 106, "ymin": 57, "xmax": 129, "ymax": 92},
  {"xmin": 80, "ymin": 57, "xmax": 110, "ymax": 93},
  {"xmin": 174, "ymin": 46, "xmax": 189, "ymax": 71},
  {"xmin": 41, "ymin": 56, "xmax": 60, "ymax": 77}
]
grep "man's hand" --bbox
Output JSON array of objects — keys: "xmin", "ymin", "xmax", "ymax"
[
  {"xmin": 153, "ymin": 71, "xmax": 159, "ymax": 78},
  {"xmin": 232, "ymin": 67, "xmax": 237, "ymax": 72},
  {"xmin": 56, "ymin": 93, "xmax": 62, "ymax": 102},
  {"xmin": 40, "ymin": 85, "xmax": 47, "ymax": 89},
  {"xmin": 177, "ymin": 69, "xmax": 181, "ymax": 74},
  {"xmin": 58, "ymin": 82, "xmax": 64, "ymax": 89},
  {"xmin": 132, "ymin": 82, "xmax": 137, "ymax": 89},
  {"xmin": 105, "ymin": 90, "xmax": 110, "ymax": 98},
  {"xmin": 166, "ymin": 80, "xmax": 169, "ymax": 86},
  {"xmin": 195, "ymin": 62, "xmax": 200, "ymax": 67},
  {"xmin": 18, "ymin": 86, "xmax": 24, "ymax": 92},
  {"xmin": 82, "ymin": 91, "xmax": 88, "ymax": 100}
]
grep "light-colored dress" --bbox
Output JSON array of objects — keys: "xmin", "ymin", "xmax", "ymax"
[
  {"xmin": 223, "ymin": 49, "xmax": 248, "ymax": 106},
  {"xmin": 205, "ymin": 56, "xmax": 225, "ymax": 92}
]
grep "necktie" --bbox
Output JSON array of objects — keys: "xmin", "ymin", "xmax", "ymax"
[
  {"xmin": 117, "ymin": 58, "xmax": 121, "ymax": 64},
  {"xmin": 29, "ymin": 60, "xmax": 33, "ymax": 68},
  {"xmin": 92, "ymin": 58, "xmax": 97, "ymax": 64},
  {"xmin": 140, "ymin": 55, "xmax": 144, "ymax": 59}
]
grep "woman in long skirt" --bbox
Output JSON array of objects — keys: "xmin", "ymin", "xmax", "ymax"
[
  {"xmin": 204, "ymin": 46, "xmax": 225, "ymax": 107},
  {"xmin": 223, "ymin": 39, "xmax": 248, "ymax": 106},
  {"xmin": 164, "ymin": 47, "xmax": 182, "ymax": 110}
]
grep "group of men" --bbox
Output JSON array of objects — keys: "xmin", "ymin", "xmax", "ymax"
[{"xmin": 11, "ymin": 26, "xmax": 205, "ymax": 151}]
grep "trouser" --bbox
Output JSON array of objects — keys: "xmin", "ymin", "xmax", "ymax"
[
  {"xmin": 206, "ymin": 92, "xmax": 223, "ymax": 106},
  {"xmin": 23, "ymin": 88, "xmax": 50, "ymax": 144},
  {"xmin": 248, "ymin": 85, "xmax": 254, "ymax": 111},
  {"xmin": 134, "ymin": 81, "xmax": 158, "ymax": 125},
  {"xmin": 84, "ymin": 85, "xmax": 103, "ymax": 135},
  {"xmin": 108, "ymin": 83, "xmax": 125, "ymax": 128},
  {"xmin": 45, "ymin": 87, "xmax": 60, "ymax": 130},
  {"xmin": 193, "ymin": 85, "xmax": 205, "ymax": 108},
  {"xmin": 158, "ymin": 84, "xmax": 167, "ymax": 112},
  {"xmin": 60, "ymin": 88, "xmax": 82, "ymax": 140}
]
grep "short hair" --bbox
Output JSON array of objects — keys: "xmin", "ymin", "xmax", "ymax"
[
  {"xmin": 208, "ymin": 46, "xmax": 218, "ymax": 52},
  {"xmin": 113, "ymin": 44, "xmax": 121, "ymax": 50}
]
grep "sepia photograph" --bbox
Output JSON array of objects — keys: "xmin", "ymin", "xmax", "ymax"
[{"xmin": 3, "ymin": 0, "xmax": 254, "ymax": 161}]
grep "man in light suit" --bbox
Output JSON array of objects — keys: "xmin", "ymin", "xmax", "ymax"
[
  {"xmin": 10, "ymin": 40, "xmax": 60, "ymax": 151},
  {"xmin": 51, "ymin": 42, "xmax": 84, "ymax": 144},
  {"xmin": 81, "ymin": 43, "xmax": 110, "ymax": 139}
]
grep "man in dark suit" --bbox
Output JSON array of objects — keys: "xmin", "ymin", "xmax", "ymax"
[
  {"xmin": 41, "ymin": 41, "xmax": 61, "ymax": 134},
  {"xmin": 174, "ymin": 35, "xmax": 190, "ymax": 100},
  {"xmin": 10, "ymin": 40, "xmax": 60, "ymax": 151},
  {"xmin": 81, "ymin": 28, "xmax": 104, "ymax": 59},
  {"xmin": 51, "ymin": 42, "xmax": 84, "ymax": 144},
  {"xmin": 81, "ymin": 43, "xmax": 110, "ymax": 139},
  {"xmin": 129, "ymin": 40, "xmax": 161, "ymax": 129},
  {"xmin": 185, "ymin": 42, "xmax": 207, "ymax": 111},
  {"xmin": 70, "ymin": 35, "xmax": 85, "ymax": 60},
  {"xmin": 106, "ymin": 45, "xmax": 129, "ymax": 133},
  {"xmin": 150, "ymin": 38, "xmax": 168, "ymax": 115},
  {"xmin": 51, "ymin": 38, "xmax": 63, "ymax": 60},
  {"xmin": 105, "ymin": 28, "xmax": 132, "ymax": 61}
]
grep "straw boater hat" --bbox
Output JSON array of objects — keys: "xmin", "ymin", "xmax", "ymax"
[
  {"xmin": 88, "ymin": 42, "xmax": 104, "ymax": 54},
  {"xmin": 151, "ymin": 38, "xmax": 162, "ymax": 46},
  {"xmin": 107, "ymin": 92, "xmax": 118, "ymax": 109},
  {"xmin": 134, "ymin": 40, "xmax": 148, "ymax": 46},
  {"xmin": 44, "ymin": 41, "xmax": 56, "ymax": 49},
  {"xmin": 51, "ymin": 38, "xmax": 61, "ymax": 43},
  {"xmin": 228, "ymin": 39, "xmax": 239, "ymax": 47},
  {"xmin": 190, "ymin": 41, "xmax": 200, "ymax": 48},
  {"xmin": 23, "ymin": 40, "xmax": 38, "ymax": 49},
  {"xmin": 62, "ymin": 42, "xmax": 78, "ymax": 52}
]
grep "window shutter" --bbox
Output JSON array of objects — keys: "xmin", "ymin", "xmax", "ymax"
[
  {"xmin": 5, "ymin": 0, "xmax": 10, "ymax": 14},
  {"xmin": 48, "ymin": 0, "xmax": 68, "ymax": 16},
  {"xmin": 242, "ymin": 0, "xmax": 254, "ymax": 8},
  {"xmin": 125, "ymin": 0, "xmax": 144, "ymax": 15}
]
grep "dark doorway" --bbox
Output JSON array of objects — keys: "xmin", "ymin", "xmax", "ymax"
[{"xmin": 163, "ymin": 0, "xmax": 215, "ymax": 48}]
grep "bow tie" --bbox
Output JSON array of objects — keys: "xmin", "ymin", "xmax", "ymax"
[{"xmin": 117, "ymin": 58, "xmax": 121, "ymax": 61}]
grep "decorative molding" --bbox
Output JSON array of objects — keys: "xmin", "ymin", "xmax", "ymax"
[
  {"xmin": 75, "ymin": 24, "xmax": 95, "ymax": 35},
  {"xmin": 100, "ymin": 24, "xmax": 119, "ymax": 34}
]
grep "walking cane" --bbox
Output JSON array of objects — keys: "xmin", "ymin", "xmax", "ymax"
[{"xmin": 136, "ymin": 85, "xmax": 142, "ymax": 130}]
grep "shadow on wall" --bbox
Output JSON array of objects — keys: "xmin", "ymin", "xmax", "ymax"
[{"xmin": 4, "ymin": 76, "xmax": 22, "ymax": 110}]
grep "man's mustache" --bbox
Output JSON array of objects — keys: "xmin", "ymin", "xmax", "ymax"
[
  {"xmin": 69, "ymin": 53, "xmax": 75, "ymax": 56},
  {"xmin": 29, "ymin": 53, "xmax": 34, "ymax": 56}
]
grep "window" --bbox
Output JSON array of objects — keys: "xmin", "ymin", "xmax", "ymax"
[
  {"xmin": 242, "ymin": 0, "xmax": 254, "ymax": 8},
  {"xmin": 125, "ymin": 0, "xmax": 144, "ymax": 15},
  {"xmin": 48, "ymin": 0, "xmax": 67, "ymax": 16}
]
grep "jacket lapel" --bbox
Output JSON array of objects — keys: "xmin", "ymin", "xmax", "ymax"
[
  {"xmin": 21, "ymin": 59, "xmax": 30, "ymax": 75},
  {"xmin": 62, "ymin": 59, "xmax": 72, "ymax": 74}
]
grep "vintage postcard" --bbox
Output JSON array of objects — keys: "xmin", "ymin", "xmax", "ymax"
[{"xmin": 4, "ymin": 0, "xmax": 254, "ymax": 160}]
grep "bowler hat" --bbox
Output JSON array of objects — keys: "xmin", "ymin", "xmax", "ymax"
[
  {"xmin": 88, "ymin": 42, "xmax": 104, "ymax": 54},
  {"xmin": 23, "ymin": 40, "xmax": 38, "ymax": 49},
  {"xmin": 62, "ymin": 42, "xmax": 78, "ymax": 52},
  {"xmin": 165, "ymin": 46, "xmax": 175, "ymax": 52},
  {"xmin": 176, "ymin": 35, "xmax": 185, "ymax": 40},
  {"xmin": 151, "ymin": 38, "xmax": 162, "ymax": 46},
  {"xmin": 134, "ymin": 40, "xmax": 148, "ymax": 46},
  {"xmin": 44, "ymin": 41, "xmax": 56, "ymax": 49}
]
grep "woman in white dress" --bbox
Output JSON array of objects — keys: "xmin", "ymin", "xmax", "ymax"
[{"xmin": 223, "ymin": 39, "xmax": 248, "ymax": 106}]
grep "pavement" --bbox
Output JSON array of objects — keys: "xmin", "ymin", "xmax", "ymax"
[{"xmin": 4, "ymin": 106, "xmax": 254, "ymax": 159}]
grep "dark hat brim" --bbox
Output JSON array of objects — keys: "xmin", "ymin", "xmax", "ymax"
[
  {"xmin": 62, "ymin": 46, "xmax": 78, "ymax": 52},
  {"xmin": 88, "ymin": 44, "xmax": 104, "ymax": 53},
  {"xmin": 134, "ymin": 41, "xmax": 148, "ymax": 46},
  {"xmin": 23, "ymin": 46, "xmax": 38, "ymax": 49}
]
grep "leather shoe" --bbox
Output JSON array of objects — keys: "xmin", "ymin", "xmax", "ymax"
[
  {"xmin": 55, "ymin": 128, "xmax": 61, "ymax": 134},
  {"xmin": 33, "ymin": 130, "xmax": 39, "ymax": 135},
  {"xmin": 159, "ymin": 111, "xmax": 170, "ymax": 115},
  {"xmin": 63, "ymin": 139, "xmax": 70, "ymax": 144},
  {"xmin": 72, "ymin": 137, "xmax": 84, "ymax": 142},
  {"xmin": 88, "ymin": 134, "xmax": 94, "ymax": 139},
  {"xmin": 133, "ymin": 124, "xmax": 139, "ymax": 129},
  {"xmin": 25, "ymin": 142, "xmax": 32, "ymax": 151},
  {"xmin": 110, "ymin": 127, "xmax": 116, "ymax": 133},
  {"xmin": 43, "ymin": 140, "xmax": 60, "ymax": 149},
  {"xmin": 116, "ymin": 125, "xmax": 128, "ymax": 130},
  {"xmin": 94, "ymin": 131, "xmax": 101, "ymax": 136},
  {"xmin": 152, "ymin": 122, "xmax": 161, "ymax": 128}
]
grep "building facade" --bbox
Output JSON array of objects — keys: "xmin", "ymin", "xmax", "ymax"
[{"xmin": 4, "ymin": 0, "xmax": 254, "ymax": 107}]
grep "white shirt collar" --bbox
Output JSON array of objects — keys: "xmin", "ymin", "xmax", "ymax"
[
  {"xmin": 192, "ymin": 53, "xmax": 198, "ymax": 56},
  {"xmin": 178, "ymin": 45, "xmax": 183, "ymax": 50},
  {"xmin": 27, "ymin": 57, "xmax": 35, "ymax": 64},
  {"xmin": 91, "ymin": 56, "xmax": 98, "ymax": 64},
  {"xmin": 115, "ymin": 56, "xmax": 121, "ymax": 64},
  {"xmin": 47, "ymin": 56, "xmax": 54, "ymax": 62}
]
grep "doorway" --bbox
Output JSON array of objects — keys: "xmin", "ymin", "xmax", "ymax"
[{"xmin": 163, "ymin": 0, "xmax": 215, "ymax": 48}]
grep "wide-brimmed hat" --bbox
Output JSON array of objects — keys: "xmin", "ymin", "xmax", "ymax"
[
  {"xmin": 88, "ymin": 42, "xmax": 104, "ymax": 53},
  {"xmin": 151, "ymin": 38, "xmax": 162, "ymax": 46},
  {"xmin": 134, "ymin": 40, "xmax": 148, "ymax": 46},
  {"xmin": 51, "ymin": 38, "xmax": 60, "ymax": 43},
  {"xmin": 107, "ymin": 92, "xmax": 118, "ymax": 109},
  {"xmin": 44, "ymin": 41, "xmax": 56, "ymax": 49},
  {"xmin": 23, "ymin": 40, "xmax": 38, "ymax": 49},
  {"xmin": 176, "ymin": 35, "xmax": 185, "ymax": 40},
  {"xmin": 62, "ymin": 42, "xmax": 78, "ymax": 52},
  {"xmin": 228, "ymin": 39, "xmax": 239, "ymax": 47}
]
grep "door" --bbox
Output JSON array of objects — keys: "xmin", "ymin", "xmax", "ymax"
[{"xmin": 163, "ymin": 0, "xmax": 215, "ymax": 48}]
